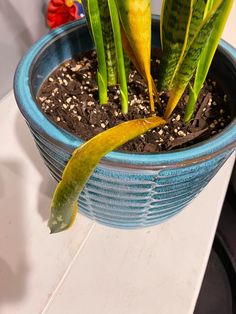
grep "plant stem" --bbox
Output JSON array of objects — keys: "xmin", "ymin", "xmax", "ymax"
[
  {"xmin": 183, "ymin": 83, "xmax": 197, "ymax": 122},
  {"xmin": 87, "ymin": 0, "xmax": 108, "ymax": 104},
  {"xmin": 108, "ymin": 0, "xmax": 128, "ymax": 113},
  {"xmin": 98, "ymin": 0, "xmax": 118, "ymax": 86}
]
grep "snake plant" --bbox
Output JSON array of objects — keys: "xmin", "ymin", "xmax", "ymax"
[
  {"xmin": 184, "ymin": 0, "xmax": 233, "ymax": 122},
  {"xmin": 48, "ymin": 0, "xmax": 233, "ymax": 233}
]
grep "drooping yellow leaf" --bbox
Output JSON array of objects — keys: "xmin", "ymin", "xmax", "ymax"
[{"xmin": 48, "ymin": 116, "xmax": 165, "ymax": 233}]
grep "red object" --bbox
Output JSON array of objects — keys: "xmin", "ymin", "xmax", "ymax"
[{"xmin": 47, "ymin": 0, "xmax": 79, "ymax": 29}]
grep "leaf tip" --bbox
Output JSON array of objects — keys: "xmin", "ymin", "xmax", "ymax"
[
  {"xmin": 48, "ymin": 202, "xmax": 79, "ymax": 234},
  {"xmin": 48, "ymin": 219, "xmax": 69, "ymax": 234}
]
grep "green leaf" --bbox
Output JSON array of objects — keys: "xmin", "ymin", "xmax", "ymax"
[
  {"xmin": 97, "ymin": 71, "xmax": 108, "ymax": 103},
  {"xmin": 158, "ymin": 0, "xmax": 194, "ymax": 91},
  {"xmin": 164, "ymin": 0, "xmax": 232, "ymax": 119},
  {"xmin": 108, "ymin": 0, "xmax": 128, "ymax": 113},
  {"xmin": 204, "ymin": 0, "xmax": 215, "ymax": 18},
  {"xmin": 87, "ymin": 0, "xmax": 108, "ymax": 104},
  {"xmin": 98, "ymin": 0, "xmax": 118, "ymax": 86},
  {"xmin": 184, "ymin": 0, "xmax": 233, "ymax": 122},
  {"xmin": 115, "ymin": 0, "xmax": 156, "ymax": 112},
  {"xmin": 184, "ymin": 83, "xmax": 197, "ymax": 121},
  {"xmin": 48, "ymin": 116, "xmax": 165, "ymax": 233},
  {"xmin": 186, "ymin": 0, "xmax": 206, "ymax": 50},
  {"xmin": 124, "ymin": 52, "xmax": 130, "ymax": 80}
]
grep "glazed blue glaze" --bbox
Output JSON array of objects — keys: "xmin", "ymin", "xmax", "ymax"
[{"xmin": 14, "ymin": 16, "xmax": 236, "ymax": 228}]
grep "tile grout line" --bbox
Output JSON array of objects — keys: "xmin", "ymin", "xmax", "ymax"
[{"xmin": 41, "ymin": 221, "xmax": 97, "ymax": 314}]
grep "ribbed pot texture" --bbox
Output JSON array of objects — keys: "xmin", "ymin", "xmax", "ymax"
[{"xmin": 14, "ymin": 16, "xmax": 236, "ymax": 228}]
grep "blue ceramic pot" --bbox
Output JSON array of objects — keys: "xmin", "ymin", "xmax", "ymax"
[{"xmin": 14, "ymin": 16, "xmax": 236, "ymax": 228}]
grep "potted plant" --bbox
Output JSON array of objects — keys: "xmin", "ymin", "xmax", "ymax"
[{"xmin": 14, "ymin": 0, "xmax": 236, "ymax": 233}]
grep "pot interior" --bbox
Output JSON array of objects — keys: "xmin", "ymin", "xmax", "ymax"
[
  {"xmin": 209, "ymin": 47, "xmax": 236, "ymax": 118},
  {"xmin": 30, "ymin": 21, "xmax": 93, "ymax": 97}
]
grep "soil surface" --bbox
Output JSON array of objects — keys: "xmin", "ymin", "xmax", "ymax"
[{"xmin": 37, "ymin": 50, "xmax": 232, "ymax": 153}]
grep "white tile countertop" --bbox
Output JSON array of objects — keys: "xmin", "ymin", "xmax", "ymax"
[{"xmin": 0, "ymin": 3, "xmax": 236, "ymax": 313}]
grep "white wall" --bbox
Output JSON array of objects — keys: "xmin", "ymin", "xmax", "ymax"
[{"xmin": 0, "ymin": 0, "xmax": 48, "ymax": 98}]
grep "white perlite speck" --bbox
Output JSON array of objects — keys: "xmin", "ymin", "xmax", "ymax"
[
  {"xmin": 71, "ymin": 64, "xmax": 82, "ymax": 72},
  {"xmin": 176, "ymin": 114, "xmax": 181, "ymax": 121},
  {"xmin": 178, "ymin": 130, "xmax": 186, "ymax": 137}
]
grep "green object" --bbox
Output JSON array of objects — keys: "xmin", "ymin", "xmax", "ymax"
[
  {"xmin": 48, "ymin": 116, "xmax": 165, "ymax": 233},
  {"xmin": 158, "ymin": 0, "xmax": 193, "ymax": 91},
  {"xmin": 184, "ymin": 0, "xmax": 233, "ymax": 122},
  {"xmin": 164, "ymin": 0, "xmax": 231, "ymax": 119},
  {"xmin": 186, "ymin": 0, "xmax": 206, "ymax": 50},
  {"xmin": 98, "ymin": 0, "xmax": 117, "ymax": 86},
  {"xmin": 87, "ymin": 0, "xmax": 108, "ymax": 104},
  {"xmin": 124, "ymin": 52, "xmax": 130, "ymax": 80},
  {"xmin": 108, "ymin": 0, "xmax": 128, "ymax": 113}
]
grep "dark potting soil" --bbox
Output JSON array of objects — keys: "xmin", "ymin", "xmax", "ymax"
[{"xmin": 37, "ymin": 50, "xmax": 232, "ymax": 153}]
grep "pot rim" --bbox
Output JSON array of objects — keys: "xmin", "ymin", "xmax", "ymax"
[{"xmin": 14, "ymin": 15, "xmax": 236, "ymax": 170}]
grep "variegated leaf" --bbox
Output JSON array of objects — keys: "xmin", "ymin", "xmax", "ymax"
[
  {"xmin": 164, "ymin": 0, "xmax": 231, "ymax": 118},
  {"xmin": 184, "ymin": 0, "xmax": 233, "ymax": 122},
  {"xmin": 186, "ymin": 0, "xmax": 207, "ymax": 49},
  {"xmin": 158, "ymin": 0, "xmax": 194, "ymax": 91},
  {"xmin": 86, "ymin": 0, "xmax": 108, "ymax": 104},
  {"xmin": 98, "ymin": 0, "xmax": 117, "ymax": 85}
]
